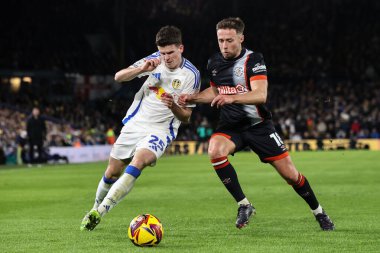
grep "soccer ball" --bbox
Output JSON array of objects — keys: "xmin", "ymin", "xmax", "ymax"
[{"xmin": 128, "ymin": 214, "xmax": 164, "ymax": 247}]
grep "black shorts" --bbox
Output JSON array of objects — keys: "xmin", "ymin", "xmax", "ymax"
[{"xmin": 213, "ymin": 120, "xmax": 288, "ymax": 163}]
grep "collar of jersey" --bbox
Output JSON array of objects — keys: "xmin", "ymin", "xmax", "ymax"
[
  {"xmin": 180, "ymin": 57, "xmax": 185, "ymax": 68},
  {"xmin": 222, "ymin": 48, "xmax": 246, "ymax": 62}
]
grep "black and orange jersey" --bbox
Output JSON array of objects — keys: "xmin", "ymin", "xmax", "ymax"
[{"xmin": 207, "ymin": 48, "xmax": 272, "ymax": 130}]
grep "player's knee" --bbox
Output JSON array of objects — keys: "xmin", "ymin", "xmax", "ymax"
[
  {"xmin": 130, "ymin": 158, "xmax": 145, "ymax": 170},
  {"xmin": 130, "ymin": 157, "xmax": 155, "ymax": 170},
  {"xmin": 105, "ymin": 165, "xmax": 123, "ymax": 179},
  {"xmin": 208, "ymin": 144, "xmax": 227, "ymax": 159}
]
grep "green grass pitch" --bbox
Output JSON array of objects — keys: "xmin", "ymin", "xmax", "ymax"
[{"xmin": 1, "ymin": 151, "xmax": 379, "ymax": 252}]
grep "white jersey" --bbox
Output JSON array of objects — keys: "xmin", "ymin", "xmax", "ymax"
[{"xmin": 121, "ymin": 52, "xmax": 200, "ymax": 138}]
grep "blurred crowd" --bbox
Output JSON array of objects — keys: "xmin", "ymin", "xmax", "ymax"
[
  {"xmin": 1, "ymin": 77, "xmax": 379, "ymax": 165},
  {"xmin": 270, "ymin": 79, "xmax": 380, "ymax": 140},
  {"xmin": 1, "ymin": 0, "xmax": 380, "ymax": 164}
]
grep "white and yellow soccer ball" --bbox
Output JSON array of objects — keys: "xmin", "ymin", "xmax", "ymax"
[{"xmin": 128, "ymin": 214, "xmax": 164, "ymax": 247}]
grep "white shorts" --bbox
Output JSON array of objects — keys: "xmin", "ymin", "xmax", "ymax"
[{"xmin": 110, "ymin": 127, "xmax": 174, "ymax": 161}]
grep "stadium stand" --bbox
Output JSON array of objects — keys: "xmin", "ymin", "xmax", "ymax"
[{"xmin": 0, "ymin": 0, "xmax": 379, "ymax": 164}]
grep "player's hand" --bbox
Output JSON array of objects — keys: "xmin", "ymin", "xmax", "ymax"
[
  {"xmin": 161, "ymin": 93, "xmax": 175, "ymax": 109},
  {"xmin": 178, "ymin": 94, "xmax": 191, "ymax": 107},
  {"xmin": 141, "ymin": 58, "xmax": 160, "ymax": 72},
  {"xmin": 211, "ymin": 95, "xmax": 234, "ymax": 108}
]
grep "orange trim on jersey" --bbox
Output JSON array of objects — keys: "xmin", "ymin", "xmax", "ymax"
[
  {"xmin": 214, "ymin": 161, "xmax": 230, "ymax": 170},
  {"xmin": 211, "ymin": 133, "xmax": 231, "ymax": 139},
  {"xmin": 250, "ymin": 75, "xmax": 267, "ymax": 81},
  {"xmin": 211, "ymin": 156, "xmax": 228, "ymax": 163},
  {"xmin": 210, "ymin": 81, "xmax": 216, "ymax": 87},
  {"xmin": 263, "ymin": 151, "xmax": 289, "ymax": 162},
  {"xmin": 244, "ymin": 54, "xmax": 250, "ymax": 90}
]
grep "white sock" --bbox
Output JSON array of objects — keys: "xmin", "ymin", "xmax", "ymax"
[
  {"xmin": 92, "ymin": 176, "xmax": 116, "ymax": 210},
  {"xmin": 97, "ymin": 173, "xmax": 137, "ymax": 217},
  {"xmin": 312, "ymin": 204, "xmax": 323, "ymax": 215},
  {"xmin": 238, "ymin": 198, "xmax": 250, "ymax": 206}
]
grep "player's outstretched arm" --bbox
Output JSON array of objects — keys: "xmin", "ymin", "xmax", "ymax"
[
  {"xmin": 178, "ymin": 87, "xmax": 218, "ymax": 106},
  {"xmin": 211, "ymin": 80, "xmax": 267, "ymax": 108},
  {"xmin": 114, "ymin": 58, "xmax": 160, "ymax": 82},
  {"xmin": 233, "ymin": 79, "xmax": 267, "ymax": 104}
]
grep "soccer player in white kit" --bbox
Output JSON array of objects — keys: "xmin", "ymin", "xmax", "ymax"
[{"xmin": 80, "ymin": 26, "xmax": 200, "ymax": 231}]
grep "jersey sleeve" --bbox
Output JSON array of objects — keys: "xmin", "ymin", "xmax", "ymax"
[
  {"xmin": 131, "ymin": 51, "xmax": 161, "ymax": 78},
  {"xmin": 181, "ymin": 69, "xmax": 201, "ymax": 108},
  {"xmin": 246, "ymin": 52, "xmax": 268, "ymax": 82}
]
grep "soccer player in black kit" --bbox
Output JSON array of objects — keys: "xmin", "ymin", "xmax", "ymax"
[{"xmin": 179, "ymin": 17, "xmax": 334, "ymax": 231}]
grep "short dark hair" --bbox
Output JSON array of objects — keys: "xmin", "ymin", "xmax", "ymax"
[
  {"xmin": 155, "ymin": 26, "xmax": 182, "ymax": 47},
  {"xmin": 216, "ymin": 17, "xmax": 245, "ymax": 34}
]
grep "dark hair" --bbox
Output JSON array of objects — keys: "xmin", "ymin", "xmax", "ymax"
[
  {"xmin": 216, "ymin": 17, "xmax": 245, "ymax": 34},
  {"xmin": 155, "ymin": 26, "xmax": 182, "ymax": 47}
]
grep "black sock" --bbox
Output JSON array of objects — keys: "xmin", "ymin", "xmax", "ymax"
[
  {"xmin": 292, "ymin": 173, "xmax": 319, "ymax": 210},
  {"xmin": 211, "ymin": 156, "xmax": 245, "ymax": 202}
]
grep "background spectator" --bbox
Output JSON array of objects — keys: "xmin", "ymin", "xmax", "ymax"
[{"xmin": 26, "ymin": 107, "xmax": 47, "ymax": 164}]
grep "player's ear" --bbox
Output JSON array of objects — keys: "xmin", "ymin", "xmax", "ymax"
[
  {"xmin": 178, "ymin": 44, "xmax": 184, "ymax": 53},
  {"xmin": 240, "ymin": 34, "xmax": 244, "ymax": 43}
]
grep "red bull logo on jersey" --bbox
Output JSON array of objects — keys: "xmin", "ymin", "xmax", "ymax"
[
  {"xmin": 149, "ymin": 86, "xmax": 166, "ymax": 99},
  {"xmin": 217, "ymin": 84, "xmax": 248, "ymax": 95}
]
